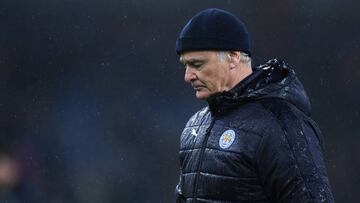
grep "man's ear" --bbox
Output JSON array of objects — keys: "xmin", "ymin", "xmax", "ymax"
[{"xmin": 228, "ymin": 51, "xmax": 241, "ymax": 69}]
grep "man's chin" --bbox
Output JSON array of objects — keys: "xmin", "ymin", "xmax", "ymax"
[{"xmin": 195, "ymin": 91, "xmax": 210, "ymax": 100}]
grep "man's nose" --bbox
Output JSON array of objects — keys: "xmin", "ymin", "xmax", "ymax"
[{"xmin": 184, "ymin": 67, "xmax": 196, "ymax": 83}]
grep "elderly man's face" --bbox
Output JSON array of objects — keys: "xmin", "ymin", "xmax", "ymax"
[{"xmin": 180, "ymin": 51, "xmax": 231, "ymax": 100}]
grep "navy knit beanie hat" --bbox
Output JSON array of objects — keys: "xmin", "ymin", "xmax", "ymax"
[{"xmin": 176, "ymin": 8, "xmax": 251, "ymax": 56}]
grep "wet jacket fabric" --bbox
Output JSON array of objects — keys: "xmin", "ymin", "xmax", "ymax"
[{"xmin": 175, "ymin": 59, "xmax": 334, "ymax": 203}]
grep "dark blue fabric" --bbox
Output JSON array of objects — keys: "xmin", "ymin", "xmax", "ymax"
[
  {"xmin": 176, "ymin": 8, "xmax": 250, "ymax": 56},
  {"xmin": 175, "ymin": 59, "xmax": 334, "ymax": 202}
]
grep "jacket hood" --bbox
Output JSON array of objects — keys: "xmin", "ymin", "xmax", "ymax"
[{"xmin": 208, "ymin": 59, "xmax": 311, "ymax": 116}]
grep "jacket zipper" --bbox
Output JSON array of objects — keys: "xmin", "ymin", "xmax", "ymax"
[{"xmin": 192, "ymin": 116, "xmax": 216, "ymax": 201}]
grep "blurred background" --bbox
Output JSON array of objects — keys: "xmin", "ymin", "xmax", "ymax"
[{"xmin": 0, "ymin": 0, "xmax": 359, "ymax": 202}]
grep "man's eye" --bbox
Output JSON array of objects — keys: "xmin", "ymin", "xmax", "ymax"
[{"xmin": 193, "ymin": 63, "xmax": 202, "ymax": 68}]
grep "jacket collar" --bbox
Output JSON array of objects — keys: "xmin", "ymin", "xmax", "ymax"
[{"xmin": 207, "ymin": 58, "xmax": 311, "ymax": 116}]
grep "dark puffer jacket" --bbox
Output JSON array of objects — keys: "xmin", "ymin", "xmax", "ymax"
[{"xmin": 175, "ymin": 59, "xmax": 334, "ymax": 203}]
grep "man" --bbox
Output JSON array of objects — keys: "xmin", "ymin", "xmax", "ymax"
[{"xmin": 174, "ymin": 8, "xmax": 334, "ymax": 203}]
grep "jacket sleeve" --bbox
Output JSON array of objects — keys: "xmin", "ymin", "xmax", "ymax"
[{"xmin": 255, "ymin": 116, "xmax": 334, "ymax": 203}]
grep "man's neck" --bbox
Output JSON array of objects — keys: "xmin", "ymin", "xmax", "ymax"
[{"xmin": 228, "ymin": 65, "xmax": 253, "ymax": 91}]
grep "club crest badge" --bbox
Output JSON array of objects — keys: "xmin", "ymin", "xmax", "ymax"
[{"xmin": 219, "ymin": 129, "xmax": 236, "ymax": 149}]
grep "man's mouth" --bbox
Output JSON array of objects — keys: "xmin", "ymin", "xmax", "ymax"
[{"xmin": 193, "ymin": 86, "xmax": 204, "ymax": 91}]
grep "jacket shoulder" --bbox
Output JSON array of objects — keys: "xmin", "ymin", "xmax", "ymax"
[{"xmin": 257, "ymin": 98, "xmax": 311, "ymax": 127}]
